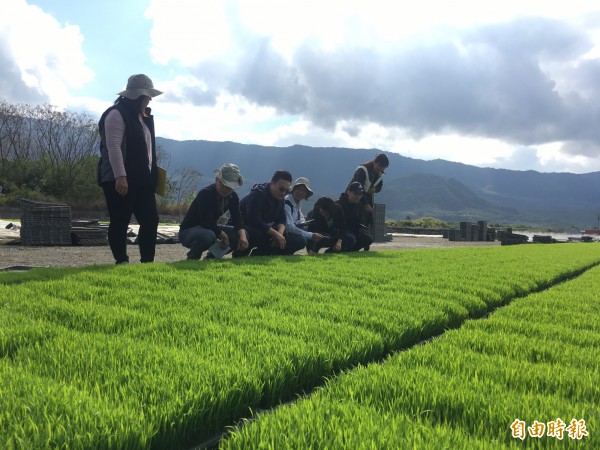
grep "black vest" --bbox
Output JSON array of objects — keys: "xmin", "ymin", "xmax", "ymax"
[{"xmin": 98, "ymin": 100, "xmax": 157, "ymax": 187}]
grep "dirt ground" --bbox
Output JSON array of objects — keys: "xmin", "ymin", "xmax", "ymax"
[{"xmin": 0, "ymin": 232, "xmax": 500, "ymax": 270}]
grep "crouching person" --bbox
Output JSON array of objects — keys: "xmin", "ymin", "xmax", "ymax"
[
  {"xmin": 284, "ymin": 177, "xmax": 324, "ymax": 251},
  {"xmin": 238, "ymin": 170, "xmax": 306, "ymax": 256},
  {"xmin": 336, "ymin": 182, "xmax": 374, "ymax": 252},
  {"xmin": 179, "ymin": 163, "xmax": 248, "ymax": 260},
  {"xmin": 307, "ymin": 196, "xmax": 350, "ymax": 253}
]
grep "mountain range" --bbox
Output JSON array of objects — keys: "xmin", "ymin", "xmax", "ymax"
[{"xmin": 156, "ymin": 138, "xmax": 600, "ymax": 228}]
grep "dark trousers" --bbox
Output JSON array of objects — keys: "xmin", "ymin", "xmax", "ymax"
[
  {"xmin": 311, "ymin": 233, "xmax": 355, "ymax": 253},
  {"xmin": 349, "ymin": 231, "xmax": 373, "ymax": 252},
  {"xmin": 236, "ymin": 225, "xmax": 306, "ymax": 256},
  {"xmin": 102, "ymin": 182, "xmax": 159, "ymax": 263},
  {"xmin": 179, "ymin": 224, "xmax": 240, "ymax": 259}
]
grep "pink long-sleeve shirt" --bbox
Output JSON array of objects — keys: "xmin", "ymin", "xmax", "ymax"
[{"xmin": 104, "ymin": 109, "xmax": 153, "ymax": 178}]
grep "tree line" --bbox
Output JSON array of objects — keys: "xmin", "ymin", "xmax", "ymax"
[{"xmin": 0, "ymin": 101, "xmax": 201, "ymax": 215}]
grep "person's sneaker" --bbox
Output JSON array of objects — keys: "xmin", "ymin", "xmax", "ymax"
[
  {"xmin": 203, "ymin": 252, "xmax": 215, "ymax": 260},
  {"xmin": 250, "ymin": 247, "xmax": 269, "ymax": 257}
]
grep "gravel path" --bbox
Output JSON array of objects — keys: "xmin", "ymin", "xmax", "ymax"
[{"xmin": 0, "ymin": 233, "xmax": 499, "ymax": 270}]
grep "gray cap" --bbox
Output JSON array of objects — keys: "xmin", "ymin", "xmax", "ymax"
[
  {"xmin": 118, "ymin": 74, "xmax": 163, "ymax": 100},
  {"xmin": 214, "ymin": 163, "xmax": 243, "ymax": 189},
  {"xmin": 291, "ymin": 177, "xmax": 313, "ymax": 199}
]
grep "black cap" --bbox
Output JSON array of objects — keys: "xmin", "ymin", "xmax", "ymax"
[{"xmin": 348, "ymin": 181, "xmax": 365, "ymax": 195}]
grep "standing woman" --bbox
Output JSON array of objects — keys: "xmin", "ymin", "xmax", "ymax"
[
  {"xmin": 351, "ymin": 153, "xmax": 389, "ymax": 226},
  {"xmin": 98, "ymin": 74, "xmax": 163, "ymax": 264}
]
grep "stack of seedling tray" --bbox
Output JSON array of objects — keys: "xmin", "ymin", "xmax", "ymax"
[
  {"xmin": 371, "ymin": 203, "xmax": 392, "ymax": 242},
  {"xmin": 70, "ymin": 219, "xmax": 108, "ymax": 246},
  {"xmin": 19, "ymin": 199, "xmax": 72, "ymax": 246}
]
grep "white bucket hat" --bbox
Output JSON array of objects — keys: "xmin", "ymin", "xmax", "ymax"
[
  {"xmin": 291, "ymin": 177, "xmax": 313, "ymax": 199},
  {"xmin": 214, "ymin": 163, "xmax": 244, "ymax": 189},
  {"xmin": 118, "ymin": 74, "xmax": 163, "ymax": 100}
]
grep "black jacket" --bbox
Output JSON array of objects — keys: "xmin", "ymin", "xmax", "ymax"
[
  {"xmin": 98, "ymin": 100, "xmax": 157, "ymax": 187},
  {"xmin": 179, "ymin": 184, "xmax": 244, "ymax": 235},
  {"xmin": 351, "ymin": 161, "xmax": 383, "ymax": 207},
  {"xmin": 309, "ymin": 203, "xmax": 346, "ymax": 241},
  {"xmin": 336, "ymin": 193, "xmax": 366, "ymax": 234}
]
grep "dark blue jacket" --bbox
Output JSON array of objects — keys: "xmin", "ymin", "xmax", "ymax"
[{"xmin": 239, "ymin": 183, "xmax": 286, "ymax": 233}]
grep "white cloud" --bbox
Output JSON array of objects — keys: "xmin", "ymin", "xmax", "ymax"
[
  {"xmin": 0, "ymin": 0, "xmax": 94, "ymax": 105},
  {"xmin": 4, "ymin": 0, "xmax": 600, "ymax": 174},
  {"xmin": 155, "ymin": 91, "xmax": 284, "ymax": 143},
  {"xmin": 146, "ymin": 0, "xmax": 234, "ymax": 66}
]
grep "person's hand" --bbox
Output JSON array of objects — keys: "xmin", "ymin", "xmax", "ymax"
[
  {"xmin": 272, "ymin": 232, "xmax": 286, "ymax": 249},
  {"xmin": 368, "ymin": 187, "xmax": 376, "ymax": 194},
  {"xmin": 365, "ymin": 204, "xmax": 373, "ymax": 213},
  {"xmin": 311, "ymin": 233, "xmax": 324, "ymax": 242},
  {"xmin": 237, "ymin": 233, "xmax": 249, "ymax": 251},
  {"xmin": 334, "ymin": 240, "xmax": 342, "ymax": 252},
  {"xmin": 219, "ymin": 232, "xmax": 230, "ymax": 249},
  {"xmin": 115, "ymin": 176, "xmax": 128, "ymax": 196}
]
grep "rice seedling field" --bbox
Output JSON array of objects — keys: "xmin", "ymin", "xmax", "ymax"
[
  {"xmin": 222, "ymin": 253, "xmax": 599, "ymax": 449},
  {"xmin": 1, "ymin": 244, "xmax": 598, "ymax": 449}
]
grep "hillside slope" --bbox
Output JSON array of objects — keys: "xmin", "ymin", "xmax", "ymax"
[{"xmin": 157, "ymin": 138, "xmax": 600, "ymax": 227}]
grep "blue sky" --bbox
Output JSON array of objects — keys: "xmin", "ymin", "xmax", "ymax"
[
  {"xmin": 24, "ymin": 0, "xmax": 178, "ymax": 98},
  {"xmin": 3, "ymin": 0, "xmax": 600, "ymax": 173}
]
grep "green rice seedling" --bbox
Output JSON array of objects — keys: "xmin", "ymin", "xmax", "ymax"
[
  {"xmin": 222, "ymin": 256, "xmax": 600, "ymax": 449},
  {"xmin": 1, "ymin": 244, "xmax": 599, "ymax": 448}
]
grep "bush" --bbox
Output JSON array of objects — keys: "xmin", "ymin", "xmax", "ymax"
[{"xmin": 387, "ymin": 217, "xmax": 449, "ymax": 229}]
